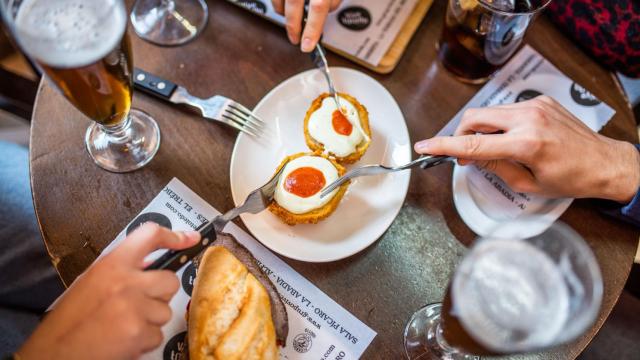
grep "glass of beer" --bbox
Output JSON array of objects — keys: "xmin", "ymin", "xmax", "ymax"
[
  {"xmin": 438, "ymin": 0, "xmax": 551, "ymax": 84},
  {"xmin": 2, "ymin": 0, "xmax": 160, "ymax": 173},
  {"xmin": 403, "ymin": 220, "xmax": 603, "ymax": 359},
  {"xmin": 131, "ymin": 0, "xmax": 208, "ymax": 46}
]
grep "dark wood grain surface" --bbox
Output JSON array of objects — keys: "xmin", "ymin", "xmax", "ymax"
[{"xmin": 30, "ymin": 1, "xmax": 639, "ymax": 358}]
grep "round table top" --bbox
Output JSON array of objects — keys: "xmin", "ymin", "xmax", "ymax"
[{"xmin": 30, "ymin": 1, "xmax": 639, "ymax": 358}]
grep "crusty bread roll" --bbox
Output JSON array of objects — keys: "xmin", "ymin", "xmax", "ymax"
[{"xmin": 189, "ymin": 246, "xmax": 278, "ymax": 360}]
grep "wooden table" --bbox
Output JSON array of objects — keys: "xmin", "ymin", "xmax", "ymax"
[{"xmin": 30, "ymin": 1, "xmax": 639, "ymax": 358}]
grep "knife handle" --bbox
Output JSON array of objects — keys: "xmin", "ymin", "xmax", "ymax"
[
  {"xmin": 144, "ymin": 221, "xmax": 217, "ymax": 272},
  {"xmin": 133, "ymin": 68, "xmax": 178, "ymax": 101}
]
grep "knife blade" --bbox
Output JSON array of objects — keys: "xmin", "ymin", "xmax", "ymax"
[
  {"xmin": 310, "ymin": 44, "xmax": 343, "ymax": 111},
  {"xmin": 302, "ymin": 2, "xmax": 345, "ymax": 115}
]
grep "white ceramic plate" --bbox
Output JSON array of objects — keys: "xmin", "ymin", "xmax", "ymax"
[
  {"xmin": 230, "ymin": 67, "xmax": 411, "ymax": 262},
  {"xmin": 452, "ymin": 164, "xmax": 573, "ymax": 238}
]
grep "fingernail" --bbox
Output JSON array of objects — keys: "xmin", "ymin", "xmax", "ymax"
[
  {"xmin": 184, "ymin": 231, "xmax": 201, "ymax": 242},
  {"xmin": 301, "ymin": 38, "xmax": 314, "ymax": 52},
  {"xmin": 414, "ymin": 140, "xmax": 431, "ymax": 152}
]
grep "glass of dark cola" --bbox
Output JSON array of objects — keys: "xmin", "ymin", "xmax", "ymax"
[{"xmin": 438, "ymin": 0, "xmax": 551, "ymax": 84}]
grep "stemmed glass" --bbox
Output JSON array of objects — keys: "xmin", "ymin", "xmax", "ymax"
[
  {"xmin": 1, "ymin": 0, "xmax": 161, "ymax": 173},
  {"xmin": 131, "ymin": 0, "xmax": 208, "ymax": 46},
  {"xmin": 404, "ymin": 220, "xmax": 603, "ymax": 359}
]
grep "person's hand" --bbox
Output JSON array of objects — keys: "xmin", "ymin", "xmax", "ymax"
[
  {"xmin": 18, "ymin": 223, "xmax": 200, "ymax": 360},
  {"xmin": 272, "ymin": 0, "xmax": 342, "ymax": 52},
  {"xmin": 414, "ymin": 96, "xmax": 640, "ymax": 203}
]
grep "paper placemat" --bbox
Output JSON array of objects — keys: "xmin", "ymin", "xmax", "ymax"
[
  {"xmin": 440, "ymin": 44, "xmax": 615, "ymax": 223},
  {"xmin": 55, "ymin": 178, "xmax": 376, "ymax": 359},
  {"xmin": 226, "ymin": 0, "xmax": 420, "ymax": 69}
]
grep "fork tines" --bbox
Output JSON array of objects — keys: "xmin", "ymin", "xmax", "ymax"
[{"xmin": 221, "ymin": 99, "xmax": 265, "ymax": 137}]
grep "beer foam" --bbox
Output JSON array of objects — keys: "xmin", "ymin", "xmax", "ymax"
[
  {"xmin": 452, "ymin": 239, "xmax": 570, "ymax": 353},
  {"xmin": 14, "ymin": 0, "xmax": 127, "ymax": 68}
]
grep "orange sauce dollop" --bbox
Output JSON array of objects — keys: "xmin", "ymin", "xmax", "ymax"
[
  {"xmin": 332, "ymin": 110, "xmax": 353, "ymax": 136},
  {"xmin": 284, "ymin": 167, "xmax": 326, "ymax": 198}
]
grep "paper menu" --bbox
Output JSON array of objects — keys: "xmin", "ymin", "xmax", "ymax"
[
  {"xmin": 95, "ymin": 178, "xmax": 376, "ymax": 359},
  {"xmin": 438, "ymin": 45, "xmax": 615, "ymax": 221},
  {"xmin": 226, "ymin": 0, "xmax": 419, "ymax": 67}
]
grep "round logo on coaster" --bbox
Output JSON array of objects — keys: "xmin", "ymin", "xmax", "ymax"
[
  {"xmin": 181, "ymin": 262, "xmax": 197, "ymax": 296},
  {"xmin": 163, "ymin": 331, "xmax": 187, "ymax": 360},
  {"xmin": 292, "ymin": 333, "xmax": 313, "ymax": 353},
  {"xmin": 570, "ymin": 82, "xmax": 601, "ymax": 106},
  {"xmin": 515, "ymin": 89, "xmax": 543, "ymax": 103},
  {"xmin": 126, "ymin": 212, "xmax": 172, "ymax": 235},
  {"xmin": 338, "ymin": 6, "xmax": 371, "ymax": 31},
  {"xmin": 237, "ymin": 0, "xmax": 267, "ymax": 14}
]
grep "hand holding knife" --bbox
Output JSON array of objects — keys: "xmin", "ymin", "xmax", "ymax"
[
  {"xmin": 302, "ymin": 1, "xmax": 346, "ymax": 116},
  {"xmin": 144, "ymin": 166, "xmax": 285, "ymax": 271}
]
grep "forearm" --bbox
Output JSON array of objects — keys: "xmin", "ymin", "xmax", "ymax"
[
  {"xmin": 597, "ymin": 143, "xmax": 640, "ymax": 227},
  {"xmin": 594, "ymin": 140, "xmax": 640, "ymax": 203}
]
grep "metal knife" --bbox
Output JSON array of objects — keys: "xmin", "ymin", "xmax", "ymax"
[
  {"xmin": 302, "ymin": 2, "xmax": 344, "ymax": 114},
  {"xmin": 144, "ymin": 220, "xmax": 218, "ymax": 272},
  {"xmin": 144, "ymin": 166, "xmax": 285, "ymax": 272}
]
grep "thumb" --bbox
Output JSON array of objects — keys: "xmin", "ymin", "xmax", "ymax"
[
  {"xmin": 113, "ymin": 223, "xmax": 201, "ymax": 267},
  {"xmin": 474, "ymin": 160, "xmax": 540, "ymax": 194}
]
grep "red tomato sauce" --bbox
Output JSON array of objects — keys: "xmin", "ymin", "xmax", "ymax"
[
  {"xmin": 332, "ymin": 110, "xmax": 353, "ymax": 136},
  {"xmin": 284, "ymin": 167, "xmax": 326, "ymax": 198}
]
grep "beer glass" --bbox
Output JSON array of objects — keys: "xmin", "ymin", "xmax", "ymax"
[
  {"xmin": 438, "ymin": 0, "xmax": 551, "ymax": 84},
  {"xmin": 1, "ymin": 0, "xmax": 161, "ymax": 173},
  {"xmin": 131, "ymin": 0, "xmax": 208, "ymax": 46},
  {"xmin": 403, "ymin": 220, "xmax": 603, "ymax": 359}
]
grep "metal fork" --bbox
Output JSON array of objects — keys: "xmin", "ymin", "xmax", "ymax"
[
  {"xmin": 144, "ymin": 165, "xmax": 286, "ymax": 272},
  {"xmin": 133, "ymin": 68, "xmax": 264, "ymax": 137},
  {"xmin": 170, "ymin": 87, "xmax": 265, "ymax": 137},
  {"xmin": 211, "ymin": 165, "xmax": 286, "ymax": 232},
  {"xmin": 320, "ymin": 155, "xmax": 454, "ymax": 198}
]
